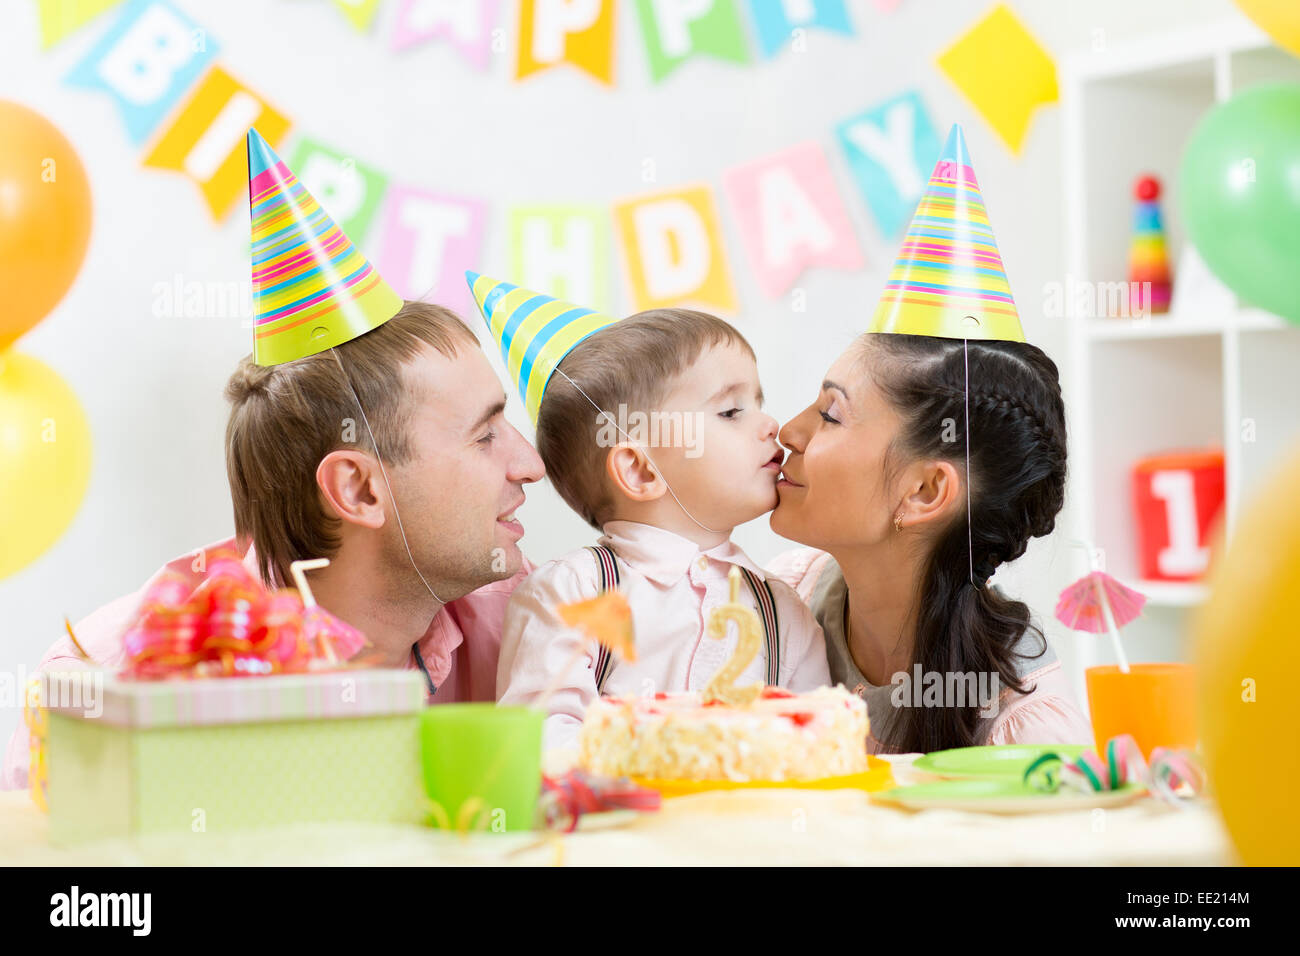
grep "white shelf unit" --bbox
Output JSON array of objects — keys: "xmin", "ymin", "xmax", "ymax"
[{"xmin": 1060, "ymin": 16, "xmax": 1300, "ymax": 710}]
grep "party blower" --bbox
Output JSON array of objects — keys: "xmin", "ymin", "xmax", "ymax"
[{"xmin": 1055, "ymin": 543, "xmax": 1197, "ymax": 758}]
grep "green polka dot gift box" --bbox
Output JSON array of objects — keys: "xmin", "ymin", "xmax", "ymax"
[{"xmin": 41, "ymin": 669, "xmax": 426, "ymax": 845}]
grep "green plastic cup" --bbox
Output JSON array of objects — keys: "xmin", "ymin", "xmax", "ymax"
[{"xmin": 419, "ymin": 704, "xmax": 543, "ymax": 833}]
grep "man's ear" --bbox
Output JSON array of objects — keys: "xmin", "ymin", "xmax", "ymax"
[
  {"xmin": 898, "ymin": 459, "xmax": 962, "ymax": 529},
  {"xmin": 605, "ymin": 443, "xmax": 668, "ymax": 503},
  {"xmin": 317, "ymin": 450, "xmax": 386, "ymax": 530}
]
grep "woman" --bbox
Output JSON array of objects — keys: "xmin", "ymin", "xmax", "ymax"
[{"xmin": 769, "ymin": 332, "xmax": 1092, "ymax": 755}]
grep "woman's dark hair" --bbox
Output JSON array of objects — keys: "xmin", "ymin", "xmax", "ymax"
[{"xmin": 860, "ymin": 332, "xmax": 1068, "ymax": 754}]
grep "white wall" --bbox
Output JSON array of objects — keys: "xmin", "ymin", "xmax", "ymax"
[{"xmin": 0, "ymin": 0, "xmax": 1241, "ymax": 751}]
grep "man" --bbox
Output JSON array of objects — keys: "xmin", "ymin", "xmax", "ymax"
[{"xmin": 2, "ymin": 132, "xmax": 544, "ymax": 789}]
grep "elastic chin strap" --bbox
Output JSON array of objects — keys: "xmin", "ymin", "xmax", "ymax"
[
  {"xmin": 330, "ymin": 348, "xmax": 447, "ymax": 606},
  {"xmin": 964, "ymin": 337, "xmax": 975, "ymax": 588},
  {"xmin": 548, "ymin": 364, "xmax": 724, "ymax": 536}
]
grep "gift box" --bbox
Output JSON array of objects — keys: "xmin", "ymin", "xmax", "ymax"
[
  {"xmin": 43, "ymin": 668, "xmax": 426, "ymax": 845},
  {"xmin": 1131, "ymin": 449, "xmax": 1225, "ymax": 581}
]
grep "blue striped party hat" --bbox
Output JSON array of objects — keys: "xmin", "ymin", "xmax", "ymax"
[{"xmin": 465, "ymin": 272, "xmax": 619, "ymax": 424}]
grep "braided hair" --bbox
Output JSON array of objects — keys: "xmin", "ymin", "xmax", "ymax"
[{"xmin": 860, "ymin": 333, "xmax": 1068, "ymax": 753}]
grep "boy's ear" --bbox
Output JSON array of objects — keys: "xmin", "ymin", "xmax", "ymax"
[
  {"xmin": 605, "ymin": 443, "xmax": 668, "ymax": 503},
  {"xmin": 317, "ymin": 450, "xmax": 387, "ymax": 530}
]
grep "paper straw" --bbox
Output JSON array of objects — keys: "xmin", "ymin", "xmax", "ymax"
[
  {"xmin": 289, "ymin": 558, "xmax": 331, "ymax": 608},
  {"xmin": 1093, "ymin": 573, "xmax": 1131, "ymax": 674}
]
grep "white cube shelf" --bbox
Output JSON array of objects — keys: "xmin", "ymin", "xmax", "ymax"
[{"xmin": 1060, "ymin": 15, "xmax": 1300, "ymax": 711}]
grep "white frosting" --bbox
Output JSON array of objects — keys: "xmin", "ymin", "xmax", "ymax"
[{"xmin": 578, "ymin": 686, "xmax": 870, "ymax": 781}]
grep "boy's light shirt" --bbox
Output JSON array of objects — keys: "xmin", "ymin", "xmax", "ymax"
[{"xmin": 497, "ymin": 520, "xmax": 831, "ymax": 752}]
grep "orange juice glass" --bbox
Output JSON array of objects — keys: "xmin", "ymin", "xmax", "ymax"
[{"xmin": 1085, "ymin": 662, "xmax": 1198, "ymax": 758}]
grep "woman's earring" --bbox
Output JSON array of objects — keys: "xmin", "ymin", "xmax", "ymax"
[{"xmin": 893, "ymin": 513, "xmax": 904, "ymax": 533}]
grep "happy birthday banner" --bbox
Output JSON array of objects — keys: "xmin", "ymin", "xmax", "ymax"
[{"xmin": 43, "ymin": 0, "xmax": 1057, "ymax": 314}]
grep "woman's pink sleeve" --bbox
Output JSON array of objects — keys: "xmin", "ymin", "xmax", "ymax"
[
  {"xmin": 988, "ymin": 667, "xmax": 1094, "ymax": 747},
  {"xmin": 765, "ymin": 548, "xmax": 832, "ymax": 604}
]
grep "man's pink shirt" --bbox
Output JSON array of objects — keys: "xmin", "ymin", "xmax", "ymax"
[{"xmin": 2, "ymin": 536, "xmax": 530, "ymax": 790}]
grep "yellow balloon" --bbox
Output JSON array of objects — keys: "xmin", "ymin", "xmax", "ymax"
[
  {"xmin": 0, "ymin": 351, "xmax": 92, "ymax": 579},
  {"xmin": 1236, "ymin": 0, "xmax": 1300, "ymax": 57},
  {"xmin": 1194, "ymin": 444, "xmax": 1300, "ymax": 865}
]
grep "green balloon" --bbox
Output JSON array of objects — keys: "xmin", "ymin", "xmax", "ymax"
[{"xmin": 1179, "ymin": 84, "xmax": 1300, "ymax": 325}]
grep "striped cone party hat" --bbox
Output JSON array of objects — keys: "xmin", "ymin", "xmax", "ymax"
[
  {"xmin": 466, "ymin": 272, "xmax": 619, "ymax": 425},
  {"xmin": 869, "ymin": 124, "xmax": 1026, "ymax": 342},
  {"xmin": 247, "ymin": 128, "xmax": 403, "ymax": 366}
]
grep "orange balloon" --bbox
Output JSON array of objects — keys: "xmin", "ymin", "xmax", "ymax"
[
  {"xmin": 1194, "ymin": 444, "xmax": 1300, "ymax": 865},
  {"xmin": 0, "ymin": 101, "xmax": 92, "ymax": 351}
]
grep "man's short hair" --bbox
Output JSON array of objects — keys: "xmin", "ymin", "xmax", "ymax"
[
  {"xmin": 536, "ymin": 309, "xmax": 754, "ymax": 529},
  {"xmin": 224, "ymin": 301, "xmax": 479, "ymax": 585}
]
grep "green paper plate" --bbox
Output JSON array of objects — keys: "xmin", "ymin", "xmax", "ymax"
[
  {"xmin": 911, "ymin": 744, "xmax": 1088, "ymax": 781},
  {"xmin": 871, "ymin": 778, "xmax": 1146, "ymax": 814}
]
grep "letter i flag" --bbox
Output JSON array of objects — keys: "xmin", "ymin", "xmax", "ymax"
[{"xmin": 143, "ymin": 66, "xmax": 290, "ymax": 220}]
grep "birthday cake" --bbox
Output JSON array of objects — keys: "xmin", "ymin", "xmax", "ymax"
[{"xmin": 578, "ymin": 686, "xmax": 869, "ymax": 782}]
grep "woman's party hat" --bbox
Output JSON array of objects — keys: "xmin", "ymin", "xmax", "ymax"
[
  {"xmin": 869, "ymin": 124, "xmax": 1026, "ymax": 343},
  {"xmin": 465, "ymin": 272, "xmax": 619, "ymax": 424},
  {"xmin": 247, "ymin": 129, "xmax": 403, "ymax": 366}
]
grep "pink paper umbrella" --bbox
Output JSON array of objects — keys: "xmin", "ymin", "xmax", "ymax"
[{"xmin": 1055, "ymin": 571, "xmax": 1146, "ymax": 673}]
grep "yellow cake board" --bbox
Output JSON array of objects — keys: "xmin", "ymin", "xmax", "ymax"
[{"xmin": 632, "ymin": 755, "xmax": 893, "ymax": 799}]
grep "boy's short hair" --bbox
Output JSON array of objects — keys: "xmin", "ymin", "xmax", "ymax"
[
  {"xmin": 224, "ymin": 301, "xmax": 479, "ymax": 586},
  {"xmin": 536, "ymin": 309, "xmax": 755, "ymax": 529}
]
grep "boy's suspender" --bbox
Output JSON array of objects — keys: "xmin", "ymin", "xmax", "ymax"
[
  {"xmin": 739, "ymin": 568, "xmax": 781, "ymax": 687},
  {"xmin": 584, "ymin": 546, "xmax": 780, "ymax": 694},
  {"xmin": 587, "ymin": 546, "xmax": 621, "ymax": 694}
]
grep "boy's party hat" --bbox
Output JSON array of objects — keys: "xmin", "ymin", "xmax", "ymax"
[
  {"xmin": 1127, "ymin": 175, "xmax": 1172, "ymax": 316},
  {"xmin": 466, "ymin": 272, "xmax": 619, "ymax": 424},
  {"xmin": 247, "ymin": 129, "xmax": 403, "ymax": 366},
  {"xmin": 869, "ymin": 124, "xmax": 1026, "ymax": 343}
]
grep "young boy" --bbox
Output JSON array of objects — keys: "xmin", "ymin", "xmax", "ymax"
[{"xmin": 466, "ymin": 273, "xmax": 829, "ymax": 751}]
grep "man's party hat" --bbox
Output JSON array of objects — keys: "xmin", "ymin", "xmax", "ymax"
[
  {"xmin": 1127, "ymin": 175, "xmax": 1172, "ymax": 316},
  {"xmin": 869, "ymin": 124, "xmax": 1026, "ymax": 342},
  {"xmin": 465, "ymin": 273, "xmax": 619, "ymax": 425},
  {"xmin": 247, "ymin": 129, "xmax": 403, "ymax": 366}
]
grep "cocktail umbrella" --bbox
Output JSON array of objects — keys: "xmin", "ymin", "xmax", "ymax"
[{"xmin": 1055, "ymin": 570, "xmax": 1147, "ymax": 674}]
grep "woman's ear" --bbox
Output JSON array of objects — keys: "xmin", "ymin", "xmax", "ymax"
[
  {"xmin": 898, "ymin": 459, "xmax": 962, "ymax": 528},
  {"xmin": 605, "ymin": 442, "xmax": 668, "ymax": 503},
  {"xmin": 317, "ymin": 450, "xmax": 387, "ymax": 530}
]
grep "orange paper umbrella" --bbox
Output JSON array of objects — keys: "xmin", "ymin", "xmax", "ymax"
[
  {"xmin": 557, "ymin": 590, "xmax": 637, "ymax": 663},
  {"xmin": 535, "ymin": 590, "xmax": 638, "ymax": 711}
]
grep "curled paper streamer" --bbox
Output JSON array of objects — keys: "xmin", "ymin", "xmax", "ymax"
[
  {"xmin": 426, "ymin": 796, "xmax": 491, "ymax": 836},
  {"xmin": 1148, "ymin": 747, "xmax": 1206, "ymax": 804},
  {"xmin": 1023, "ymin": 734, "xmax": 1204, "ymax": 807},
  {"xmin": 23, "ymin": 677, "xmax": 48, "ymax": 813},
  {"xmin": 538, "ymin": 770, "xmax": 661, "ymax": 833}
]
